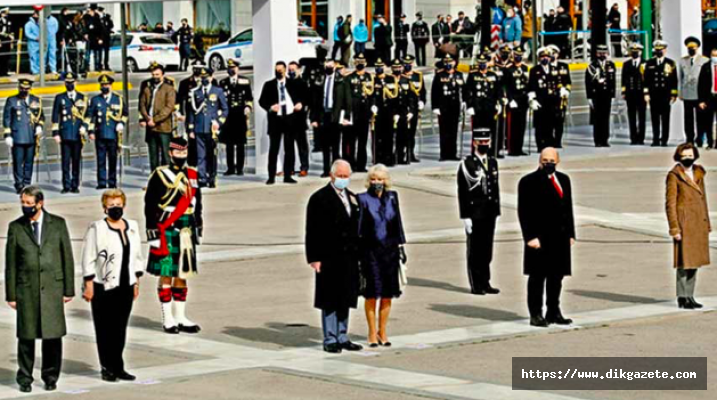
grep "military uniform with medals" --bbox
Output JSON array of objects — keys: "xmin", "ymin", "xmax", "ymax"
[
  {"xmin": 622, "ymin": 44, "xmax": 647, "ymax": 145},
  {"xmin": 585, "ymin": 45, "xmax": 616, "ymax": 147},
  {"xmin": 52, "ymin": 72, "xmax": 87, "ymax": 193},
  {"xmin": 644, "ymin": 40, "xmax": 678, "ymax": 146},
  {"xmin": 403, "ymin": 55, "xmax": 426, "ymax": 163},
  {"xmin": 504, "ymin": 49, "xmax": 530, "ymax": 155},
  {"xmin": 345, "ymin": 54, "xmax": 374, "ymax": 171},
  {"xmin": 87, "ymin": 74, "xmax": 128, "ymax": 189},
  {"xmin": 528, "ymin": 49, "xmax": 560, "ymax": 151},
  {"xmin": 464, "ymin": 55, "xmax": 501, "ymax": 156},
  {"xmin": 431, "ymin": 55, "xmax": 464, "ymax": 161},
  {"xmin": 371, "ymin": 60, "xmax": 399, "ymax": 166},
  {"xmin": 219, "ymin": 59, "xmax": 253, "ymax": 175}
]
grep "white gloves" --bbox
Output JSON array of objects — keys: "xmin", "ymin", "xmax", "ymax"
[
  {"xmin": 34, "ymin": 126, "xmax": 43, "ymax": 136},
  {"xmin": 510, "ymin": 100, "xmax": 518, "ymax": 109},
  {"xmin": 116, "ymin": 123, "xmax": 124, "ymax": 133},
  {"xmin": 79, "ymin": 126, "xmax": 87, "ymax": 135},
  {"xmin": 588, "ymin": 99, "xmax": 594, "ymax": 108},
  {"xmin": 371, "ymin": 105, "xmax": 378, "ymax": 115},
  {"xmin": 433, "ymin": 108, "xmax": 441, "ymax": 116},
  {"xmin": 5, "ymin": 137, "xmax": 13, "ymax": 148},
  {"xmin": 461, "ymin": 102, "xmax": 467, "ymax": 111},
  {"xmin": 418, "ymin": 101, "xmax": 425, "ymax": 110},
  {"xmin": 529, "ymin": 99, "xmax": 541, "ymax": 111},
  {"xmin": 393, "ymin": 115, "xmax": 400, "ymax": 124},
  {"xmin": 462, "ymin": 219, "xmax": 473, "ymax": 235},
  {"xmin": 501, "ymin": 97, "xmax": 509, "ymax": 105},
  {"xmin": 528, "ymin": 92, "xmax": 536, "ymax": 101},
  {"xmin": 560, "ymin": 87, "xmax": 570, "ymax": 98},
  {"xmin": 466, "ymin": 107, "xmax": 475, "ymax": 116},
  {"xmin": 244, "ymin": 107, "xmax": 251, "ymax": 116},
  {"xmin": 407, "ymin": 113, "xmax": 414, "ymax": 121},
  {"xmin": 148, "ymin": 239, "xmax": 160, "ymax": 249},
  {"xmin": 496, "ymin": 104, "xmax": 502, "ymax": 114}
]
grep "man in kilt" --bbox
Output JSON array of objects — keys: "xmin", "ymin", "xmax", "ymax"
[{"xmin": 145, "ymin": 137, "xmax": 204, "ymax": 334}]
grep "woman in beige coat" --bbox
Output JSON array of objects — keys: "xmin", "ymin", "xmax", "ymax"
[{"xmin": 666, "ymin": 143, "xmax": 711, "ymax": 309}]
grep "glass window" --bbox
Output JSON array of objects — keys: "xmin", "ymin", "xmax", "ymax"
[
  {"xmin": 140, "ymin": 36, "xmax": 175, "ymax": 45},
  {"xmin": 129, "ymin": 1, "xmax": 163, "ymax": 28},
  {"xmin": 231, "ymin": 30, "xmax": 253, "ymax": 43},
  {"xmin": 298, "ymin": 29, "xmax": 320, "ymax": 38},
  {"xmin": 110, "ymin": 35, "xmax": 134, "ymax": 48},
  {"xmin": 195, "ymin": 0, "xmax": 231, "ymax": 31},
  {"xmin": 297, "ymin": 0, "xmax": 328, "ymax": 39}
]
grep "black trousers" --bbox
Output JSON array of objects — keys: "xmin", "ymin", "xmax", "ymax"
[
  {"xmin": 376, "ymin": 46, "xmax": 391, "ymax": 67},
  {"xmin": 396, "ymin": 116, "xmax": 410, "ymax": 164},
  {"xmin": 376, "ymin": 115, "xmax": 396, "ymax": 166},
  {"xmin": 626, "ymin": 94, "xmax": 646, "ymax": 144},
  {"xmin": 188, "ymin": 136, "xmax": 198, "ymax": 167},
  {"xmin": 395, "ymin": 40, "xmax": 408, "ymax": 60},
  {"xmin": 554, "ymin": 104, "xmax": 567, "ymax": 147},
  {"xmin": 533, "ymin": 101, "xmax": 557, "ymax": 151},
  {"xmin": 650, "ymin": 98, "xmax": 672, "ymax": 145},
  {"xmin": 0, "ymin": 44, "xmax": 9, "ymax": 76},
  {"xmin": 268, "ymin": 115, "xmax": 295, "ymax": 180},
  {"xmin": 102, "ymin": 43, "xmax": 110, "ymax": 70},
  {"xmin": 592, "ymin": 97, "xmax": 612, "ymax": 146},
  {"xmin": 700, "ymin": 97, "xmax": 717, "ymax": 148},
  {"xmin": 12, "ymin": 143, "xmax": 35, "ymax": 191},
  {"xmin": 225, "ymin": 141, "xmax": 245, "ymax": 173},
  {"xmin": 348, "ymin": 103, "xmax": 370, "ymax": 171},
  {"xmin": 146, "ymin": 131, "xmax": 171, "ymax": 172},
  {"xmin": 683, "ymin": 99, "xmax": 702, "ymax": 144},
  {"xmin": 407, "ymin": 111, "xmax": 419, "ymax": 161},
  {"xmin": 91, "ymin": 283, "xmax": 134, "ymax": 374},
  {"xmin": 95, "ymin": 139, "xmax": 118, "ymax": 187},
  {"xmin": 61, "ymin": 140, "xmax": 82, "ymax": 191},
  {"xmin": 294, "ymin": 112, "xmax": 310, "ymax": 172},
  {"xmin": 527, "ymin": 273, "xmax": 564, "ymax": 317},
  {"xmin": 438, "ymin": 108, "xmax": 460, "ymax": 160},
  {"xmin": 180, "ymin": 44, "xmax": 191, "ymax": 71},
  {"xmin": 331, "ymin": 42, "xmax": 341, "ymax": 60},
  {"xmin": 508, "ymin": 105, "xmax": 528, "ymax": 155},
  {"xmin": 466, "ymin": 216, "xmax": 497, "ymax": 291},
  {"xmin": 318, "ymin": 112, "xmax": 340, "ymax": 175},
  {"xmin": 17, "ymin": 338, "xmax": 62, "ymax": 386},
  {"xmin": 196, "ymin": 133, "xmax": 217, "ymax": 186},
  {"xmin": 413, "ymin": 42, "xmax": 427, "ymax": 66}
]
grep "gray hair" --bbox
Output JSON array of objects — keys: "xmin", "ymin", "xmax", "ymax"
[
  {"xmin": 20, "ymin": 185, "xmax": 44, "ymax": 203},
  {"xmin": 330, "ymin": 159, "xmax": 352, "ymax": 176},
  {"xmin": 365, "ymin": 164, "xmax": 393, "ymax": 190}
]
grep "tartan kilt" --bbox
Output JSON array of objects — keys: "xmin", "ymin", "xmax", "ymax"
[{"xmin": 147, "ymin": 214, "xmax": 199, "ymax": 278}]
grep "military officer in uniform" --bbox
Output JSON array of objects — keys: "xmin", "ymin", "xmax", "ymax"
[
  {"xmin": 3, "ymin": 79, "xmax": 45, "ymax": 193},
  {"xmin": 0, "ymin": 7, "xmax": 13, "ymax": 77},
  {"xmin": 491, "ymin": 45, "xmax": 512, "ymax": 157},
  {"xmin": 369, "ymin": 59, "xmax": 395, "ymax": 166},
  {"xmin": 431, "ymin": 55, "xmax": 464, "ymax": 161},
  {"xmin": 464, "ymin": 54, "xmax": 501, "ymax": 156},
  {"xmin": 345, "ymin": 53, "xmax": 373, "ymax": 171},
  {"xmin": 548, "ymin": 45, "xmax": 571, "ymax": 148},
  {"xmin": 52, "ymin": 72, "xmax": 87, "ymax": 194},
  {"xmin": 394, "ymin": 14, "xmax": 409, "ymax": 60},
  {"xmin": 679, "ymin": 37, "xmax": 708, "ymax": 144},
  {"xmin": 585, "ymin": 44, "xmax": 616, "ymax": 147},
  {"xmin": 177, "ymin": 64, "xmax": 217, "ymax": 166},
  {"xmin": 411, "ymin": 12, "xmax": 430, "ymax": 67},
  {"xmin": 219, "ymin": 59, "xmax": 253, "ymax": 176},
  {"xmin": 622, "ymin": 43, "xmax": 647, "ymax": 145},
  {"xmin": 644, "ymin": 40, "xmax": 678, "ymax": 147},
  {"xmin": 87, "ymin": 74, "xmax": 128, "ymax": 189},
  {"xmin": 528, "ymin": 48, "xmax": 560, "ymax": 151},
  {"xmin": 393, "ymin": 59, "xmax": 418, "ymax": 165},
  {"xmin": 505, "ymin": 47, "xmax": 530, "ymax": 156},
  {"xmin": 175, "ymin": 19, "xmax": 193, "ymax": 71},
  {"xmin": 403, "ymin": 55, "xmax": 426, "ymax": 163},
  {"xmin": 187, "ymin": 67, "xmax": 228, "ymax": 188},
  {"xmin": 458, "ymin": 128, "xmax": 501, "ymax": 295}
]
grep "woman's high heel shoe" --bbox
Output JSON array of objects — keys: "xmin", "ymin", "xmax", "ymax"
[{"xmin": 378, "ymin": 338, "xmax": 392, "ymax": 347}]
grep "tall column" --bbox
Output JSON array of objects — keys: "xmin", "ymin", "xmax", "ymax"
[
  {"xmin": 252, "ymin": 0, "xmax": 299, "ymax": 176},
  {"xmin": 640, "ymin": 0, "xmax": 652, "ymax": 58},
  {"xmin": 662, "ymin": 0, "xmax": 702, "ymax": 143}
]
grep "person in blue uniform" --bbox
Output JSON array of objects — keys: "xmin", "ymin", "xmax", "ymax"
[
  {"xmin": 357, "ymin": 164, "xmax": 407, "ymax": 347},
  {"xmin": 186, "ymin": 67, "xmax": 228, "ymax": 188},
  {"xmin": 52, "ymin": 72, "xmax": 88, "ymax": 194},
  {"xmin": 3, "ymin": 79, "xmax": 45, "ymax": 193},
  {"xmin": 87, "ymin": 74, "xmax": 128, "ymax": 189},
  {"xmin": 24, "ymin": 11, "xmax": 41, "ymax": 75}
]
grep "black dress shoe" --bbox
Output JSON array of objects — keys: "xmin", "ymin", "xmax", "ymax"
[
  {"xmin": 378, "ymin": 339, "xmax": 392, "ymax": 347},
  {"xmin": 471, "ymin": 288, "xmax": 487, "ymax": 295},
  {"xmin": 368, "ymin": 342, "xmax": 379, "ymax": 348},
  {"xmin": 340, "ymin": 341, "xmax": 363, "ymax": 351},
  {"xmin": 61, "ymin": 189, "xmax": 70, "ymax": 194},
  {"xmin": 223, "ymin": 170, "xmax": 235, "ymax": 176},
  {"xmin": 410, "ymin": 157, "xmax": 420, "ymax": 163},
  {"xmin": 323, "ymin": 343, "xmax": 342, "ymax": 353},
  {"xmin": 650, "ymin": 142, "xmax": 660, "ymax": 147},
  {"xmin": 116, "ymin": 371, "xmax": 136, "ymax": 381},
  {"xmin": 545, "ymin": 312, "xmax": 573, "ymax": 325},
  {"xmin": 18, "ymin": 384, "xmax": 31, "ymax": 393},
  {"xmin": 530, "ymin": 316, "xmax": 549, "ymax": 327},
  {"xmin": 236, "ymin": 171, "xmax": 245, "ymax": 176},
  {"xmin": 678, "ymin": 297, "xmax": 687, "ymax": 309},
  {"xmin": 44, "ymin": 382, "xmax": 57, "ymax": 391},
  {"xmin": 688, "ymin": 297, "xmax": 703, "ymax": 309},
  {"xmin": 484, "ymin": 286, "xmax": 500, "ymax": 294},
  {"xmin": 163, "ymin": 325, "xmax": 180, "ymax": 334},
  {"xmin": 266, "ymin": 178, "xmax": 275, "ymax": 185},
  {"xmin": 320, "ymin": 173, "xmax": 330, "ymax": 178},
  {"xmin": 178, "ymin": 324, "xmax": 202, "ymax": 334},
  {"xmin": 284, "ymin": 178, "xmax": 298, "ymax": 184},
  {"xmin": 96, "ymin": 185, "xmax": 107, "ymax": 190},
  {"xmin": 101, "ymin": 369, "xmax": 118, "ymax": 382},
  {"xmin": 71, "ymin": 188, "xmax": 80, "ymax": 193}
]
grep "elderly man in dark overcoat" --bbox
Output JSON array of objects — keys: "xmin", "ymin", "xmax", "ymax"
[
  {"xmin": 5, "ymin": 186, "xmax": 75, "ymax": 393},
  {"xmin": 305, "ymin": 159, "xmax": 363, "ymax": 353},
  {"xmin": 517, "ymin": 147, "xmax": 576, "ymax": 328}
]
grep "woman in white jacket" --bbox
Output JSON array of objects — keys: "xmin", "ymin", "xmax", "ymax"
[{"xmin": 81, "ymin": 189, "xmax": 144, "ymax": 383}]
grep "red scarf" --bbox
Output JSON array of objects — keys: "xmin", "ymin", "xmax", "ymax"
[{"xmin": 151, "ymin": 168, "xmax": 197, "ymax": 257}]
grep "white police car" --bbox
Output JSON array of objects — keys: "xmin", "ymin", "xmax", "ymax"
[
  {"xmin": 205, "ymin": 25, "xmax": 325, "ymax": 70},
  {"xmin": 109, "ymin": 33, "xmax": 180, "ymax": 72}
]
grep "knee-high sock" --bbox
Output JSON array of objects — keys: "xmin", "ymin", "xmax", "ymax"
[
  {"xmin": 158, "ymin": 286, "xmax": 176, "ymax": 328},
  {"xmin": 171, "ymin": 287, "xmax": 197, "ymax": 327}
]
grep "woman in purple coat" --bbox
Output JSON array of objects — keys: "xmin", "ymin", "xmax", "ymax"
[{"xmin": 358, "ymin": 164, "xmax": 407, "ymax": 347}]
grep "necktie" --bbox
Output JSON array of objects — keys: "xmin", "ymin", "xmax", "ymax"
[
  {"xmin": 713, "ymin": 65, "xmax": 717, "ymax": 92},
  {"xmin": 324, "ymin": 77, "xmax": 331, "ymax": 110},
  {"xmin": 280, "ymin": 82, "xmax": 287, "ymax": 116},
  {"xmin": 550, "ymin": 175, "xmax": 563, "ymax": 198},
  {"xmin": 691, "ymin": 58, "xmax": 694, "ymax": 66},
  {"xmin": 32, "ymin": 221, "xmax": 39, "ymax": 244}
]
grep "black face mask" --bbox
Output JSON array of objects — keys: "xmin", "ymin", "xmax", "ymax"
[
  {"xmin": 392, "ymin": 69, "xmax": 402, "ymax": 75},
  {"xmin": 65, "ymin": 83, "xmax": 75, "ymax": 92},
  {"xmin": 275, "ymin": 71, "xmax": 283, "ymax": 80},
  {"xmin": 202, "ymin": 78, "xmax": 210, "ymax": 86},
  {"xmin": 228, "ymin": 69, "xmax": 237, "ymax": 76},
  {"xmin": 288, "ymin": 71, "xmax": 297, "ymax": 79},
  {"xmin": 172, "ymin": 157, "xmax": 187, "ymax": 169},
  {"xmin": 193, "ymin": 71, "xmax": 202, "ymax": 77},
  {"xmin": 18, "ymin": 89, "xmax": 29, "ymax": 97},
  {"xmin": 597, "ymin": 54, "xmax": 607, "ymax": 60},
  {"xmin": 22, "ymin": 205, "xmax": 37, "ymax": 219},
  {"xmin": 688, "ymin": 48, "xmax": 697, "ymax": 56},
  {"xmin": 514, "ymin": 56, "xmax": 523, "ymax": 63},
  {"xmin": 404, "ymin": 64, "xmax": 412, "ymax": 72},
  {"xmin": 681, "ymin": 158, "xmax": 695, "ymax": 168},
  {"xmin": 356, "ymin": 64, "xmax": 366, "ymax": 71},
  {"xmin": 376, "ymin": 67, "xmax": 384, "ymax": 75},
  {"xmin": 655, "ymin": 50, "xmax": 664, "ymax": 57},
  {"xmin": 445, "ymin": 64, "xmax": 453, "ymax": 71},
  {"xmin": 477, "ymin": 145, "xmax": 490, "ymax": 154},
  {"xmin": 152, "ymin": 77, "xmax": 162, "ymax": 84},
  {"xmin": 325, "ymin": 67, "xmax": 334, "ymax": 75},
  {"xmin": 631, "ymin": 51, "xmax": 640, "ymax": 59},
  {"xmin": 106, "ymin": 206, "xmax": 124, "ymax": 221},
  {"xmin": 540, "ymin": 58, "xmax": 550, "ymax": 65},
  {"xmin": 100, "ymin": 86, "xmax": 110, "ymax": 94},
  {"xmin": 478, "ymin": 63, "xmax": 487, "ymax": 71},
  {"xmin": 501, "ymin": 53, "xmax": 510, "ymax": 60},
  {"xmin": 542, "ymin": 162, "xmax": 557, "ymax": 175}
]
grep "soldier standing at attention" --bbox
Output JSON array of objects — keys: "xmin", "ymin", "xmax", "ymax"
[
  {"xmin": 585, "ymin": 44, "xmax": 616, "ymax": 147},
  {"xmin": 402, "ymin": 55, "xmax": 426, "ymax": 163},
  {"xmin": 505, "ymin": 48, "xmax": 530, "ymax": 156},
  {"xmin": 411, "ymin": 12, "xmax": 429, "ymax": 67},
  {"xmin": 644, "ymin": 40, "xmax": 678, "ymax": 147},
  {"xmin": 622, "ymin": 43, "xmax": 647, "ymax": 145},
  {"xmin": 548, "ymin": 45, "xmax": 571, "ymax": 148},
  {"xmin": 464, "ymin": 54, "xmax": 501, "ymax": 156},
  {"xmin": 431, "ymin": 55, "xmax": 464, "ymax": 161},
  {"xmin": 528, "ymin": 48, "xmax": 559, "ymax": 151},
  {"xmin": 394, "ymin": 14, "xmax": 409, "ymax": 61},
  {"xmin": 345, "ymin": 54, "xmax": 373, "ymax": 171},
  {"xmin": 3, "ymin": 79, "xmax": 45, "ymax": 194},
  {"xmin": 219, "ymin": 59, "xmax": 253, "ymax": 176},
  {"xmin": 52, "ymin": 72, "xmax": 87, "ymax": 194}
]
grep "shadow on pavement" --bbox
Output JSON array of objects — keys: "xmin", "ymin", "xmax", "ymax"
[
  {"xmin": 408, "ymin": 277, "xmax": 471, "ymax": 295},
  {"xmin": 222, "ymin": 322, "xmax": 366, "ymax": 348},
  {"xmin": 429, "ymin": 303, "xmax": 524, "ymax": 321},
  {"xmin": 568, "ymin": 289, "xmax": 664, "ymax": 304}
]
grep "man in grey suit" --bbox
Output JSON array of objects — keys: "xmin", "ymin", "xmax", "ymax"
[
  {"xmin": 5, "ymin": 186, "xmax": 75, "ymax": 393},
  {"xmin": 680, "ymin": 37, "xmax": 708, "ymax": 144}
]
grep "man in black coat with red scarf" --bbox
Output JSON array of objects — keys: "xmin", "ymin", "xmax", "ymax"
[{"xmin": 518, "ymin": 147, "xmax": 576, "ymax": 327}]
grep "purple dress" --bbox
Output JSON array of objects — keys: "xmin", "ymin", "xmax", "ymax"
[{"xmin": 357, "ymin": 190, "xmax": 406, "ymax": 298}]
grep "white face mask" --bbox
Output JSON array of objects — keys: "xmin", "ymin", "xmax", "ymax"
[{"xmin": 711, "ymin": 57, "xmax": 717, "ymax": 64}]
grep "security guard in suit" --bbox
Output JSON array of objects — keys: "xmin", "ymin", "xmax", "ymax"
[
  {"xmin": 644, "ymin": 40, "xmax": 678, "ymax": 147},
  {"xmin": 505, "ymin": 48, "xmax": 530, "ymax": 156},
  {"xmin": 585, "ymin": 44, "xmax": 616, "ymax": 147},
  {"xmin": 464, "ymin": 54, "xmax": 501, "ymax": 156},
  {"xmin": 52, "ymin": 72, "xmax": 87, "ymax": 194},
  {"xmin": 187, "ymin": 67, "xmax": 228, "ymax": 188},
  {"xmin": 219, "ymin": 59, "xmax": 253, "ymax": 176},
  {"xmin": 3, "ymin": 79, "xmax": 44, "ymax": 193},
  {"xmin": 622, "ymin": 43, "xmax": 647, "ymax": 145},
  {"xmin": 87, "ymin": 74, "xmax": 128, "ymax": 189},
  {"xmin": 403, "ymin": 55, "xmax": 426, "ymax": 163},
  {"xmin": 431, "ymin": 54, "xmax": 464, "ymax": 161},
  {"xmin": 528, "ymin": 48, "xmax": 560, "ymax": 151},
  {"xmin": 345, "ymin": 53, "xmax": 373, "ymax": 171},
  {"xmin": 458, "ymin": 127, "xmax": 501, "ymax": 295},
  {"xmin": 548, "ymin": 45, "xmax": 571, "ymax": 148}
]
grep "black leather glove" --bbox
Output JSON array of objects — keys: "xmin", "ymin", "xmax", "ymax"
[{"xmin": 399, "ymin": 246, "xmax": 407, "ymax": 264}]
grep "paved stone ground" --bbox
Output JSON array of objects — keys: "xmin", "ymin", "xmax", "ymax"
[{"xmin": 0, "ymin": 122, "xmax": 713, "ymax": 400}]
